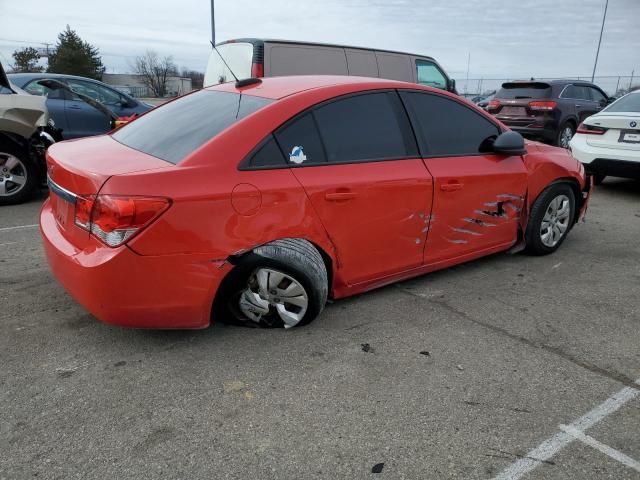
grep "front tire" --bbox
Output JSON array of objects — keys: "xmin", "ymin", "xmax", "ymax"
[
  {"xmin": 525, "ymin": 183, "xmax": 576, "ymax": 255},
  {"xmin": 215, "ymin": 239, "xmax": 328, "ymax": 328},
  {"xmin": 0, "ymin": 143, "xmax": 38, "ymax": 205}
]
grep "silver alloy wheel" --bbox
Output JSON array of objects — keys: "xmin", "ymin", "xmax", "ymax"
[
  {"xmin": 559, "ymin": 126, "xmax": 574, "ymax": 149},
  {"xmin": 0, "ymin": 152, "xmax": 28, "ymax": 197},
  {"xmin": 238, "ymin": 268, "xmax": 308, "ymax": 328},
  {"xmin": 540, "ymin": 194, "xmax": 571, "ymax": 247}
]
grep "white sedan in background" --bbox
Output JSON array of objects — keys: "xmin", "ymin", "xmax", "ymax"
[{"xmin": 570, "ymin": 90, "xmax": 640, "ymax": 184}]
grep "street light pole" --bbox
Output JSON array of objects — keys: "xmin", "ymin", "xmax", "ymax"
[
  {"xmin": 210, "ymin": 0, "xmax": 216, "ymax": 45},
  {"xmin": 591, "ymin": 0, "xmax": 608, "ymax": 82}
]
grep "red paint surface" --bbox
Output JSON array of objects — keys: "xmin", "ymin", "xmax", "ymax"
[{"xmin": 41, "ymin": 76, "xmax": 589, "ymax": 328}]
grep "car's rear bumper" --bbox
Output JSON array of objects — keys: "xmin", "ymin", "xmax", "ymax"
[
  {"xmin": 40, "ymin": 198, "xmax": 232, "ymax": 329},
  {"xmin": 508, "ymin": 126, "xmax": 556, "ymax": 142},
  {"xmin": 570, "ymin": 135, "xmax": 640, "ymax": 179}
]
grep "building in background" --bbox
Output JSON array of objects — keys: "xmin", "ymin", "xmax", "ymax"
[{"xmin": 102, "ymin": 73, "xmax": 192, "ymax": 98}]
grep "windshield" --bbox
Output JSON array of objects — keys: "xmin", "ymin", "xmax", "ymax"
[
  {"xmin": 496, "ymin": 82, "xmax": 551, "ymax": 99},
  {"xmin": 603, "ymin": 92, "xmax": 640, "ymax": 113},
  {"xmin": 204, "ymin": 42, "xmax": 254, "ymax": 87},
  {"xmin": 112, "ymin": 90, "xmax": 272, "ymax": 164}
]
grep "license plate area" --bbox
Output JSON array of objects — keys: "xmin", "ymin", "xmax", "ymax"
[
  {"xmin": 501, "ymin": 106, "xmax": 526, "ymax": 115},
  {"xmin": 47, "ymin": 176, "xmax": 77, "ymax": 229},
  {"xmin": 619, "ymin": 130, "xmax": 640, "ymax": 144}
]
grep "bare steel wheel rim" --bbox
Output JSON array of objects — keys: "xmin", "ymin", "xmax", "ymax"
[
  {"xmin": 540, "ymin": 194, "xmax": 571, "ymax": 247},
  {"xmin": 238, "ymin": 268, "xmax": 308, "ymax": 328},
  {"xmin": 0, "ymin": 152, "xmax": 28, "ymax": 197},
  {"xmin": 559, "ymin": 127, "xmax": 574, "ymax": 149}
]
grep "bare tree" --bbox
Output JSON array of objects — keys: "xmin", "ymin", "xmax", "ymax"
[{"xmin": 133, "ymin": 51, "xmax": 177, "ymax": 97}]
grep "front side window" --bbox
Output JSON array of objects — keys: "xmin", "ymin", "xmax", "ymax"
[
  {"xmin": 113, "ymin": 90, "xmax": 272, "ymax": 164},
  {"xmin": 400, "ymin": 91, "xmax": 500, "ymax": 156},
  {"xmin": 66, "ymin": 79, "xmax": 123, "ymax": 106},
  {"xmin": 416, "ymin": 60, "xmax": 448, "ymax": 90},
  {"xmin": 590, "ymin": 87, "xmax": 607, "ymax": 103}
]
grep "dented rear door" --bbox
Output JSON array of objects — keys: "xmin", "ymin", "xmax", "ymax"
[{"xmin": 399, "ymin": 90, "xmax": 528, "ymax": 265}]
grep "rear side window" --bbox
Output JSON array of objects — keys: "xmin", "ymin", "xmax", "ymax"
[
  {"xmin": 247, "ymin": 136, "xmax": 286, "ymax": 168},
  {"xmin": 497, "ymin": 82, "xmax": 552, "ymax": 100},
  {"xmin": 312, "ymin": 92, "xmax": 417, "ymax": 163},
  {"xmin": 275, "ymin": 113, "xmax": 327, "ymax": 165},
  {"xmin": 400, "ymin": 91, "xmax": 500, "ymax": 156},
  {"xmin": 113, "ymin": 90, "xmax": 272, "ymax": 164}
]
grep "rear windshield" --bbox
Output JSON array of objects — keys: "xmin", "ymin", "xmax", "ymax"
[
  {"xmin": 204, "ymin": 42, "xmax": 254, "ymax": 87},
  {"xmin": 112, "ymin": 90, "xmax": 272, "ymax": 164},
  {"xmin": 496, "ymin": 82, "xmax": 552, "ymax": 100},
  {"xmin": 603, "ymin": 92, "xmax": 640, "ymax": 113}
]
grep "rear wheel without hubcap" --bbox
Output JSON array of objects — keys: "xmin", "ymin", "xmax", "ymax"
[{"xmin": 239, "ymin": 268, "xmax": 309, "ymax": 328}]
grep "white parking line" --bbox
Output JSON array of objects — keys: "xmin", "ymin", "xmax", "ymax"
[
  {"xmin": 492, "ymin": 379, "xmax": 640, "ymax": 480},
  {"xmin": 0, "ymin": 224, "xmax": 38, "ymax": 232},
  {"xmin": 559, "ymin": 424, "xmax": 640, "ymax": 472}
]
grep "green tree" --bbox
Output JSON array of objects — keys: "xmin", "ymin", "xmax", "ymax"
[
  {"xmin": 12, "ymin": 47, "xmax": 43, "ymax": 73},
  {"xmin": 47, "ymin": 25, "xmax": 104, "ymax": 79}
]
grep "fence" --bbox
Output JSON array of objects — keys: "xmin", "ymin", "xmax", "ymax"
[{"xmin": 454, "ymin": 76, "xmax": 637, "ymax": 98}]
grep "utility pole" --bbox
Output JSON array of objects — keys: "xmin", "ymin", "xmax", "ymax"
[
  {"xmin": 210, "ymin": 0, "xmax": 216, "ymax": 45},
  {"xmin": 630, "ymin": 70, "xmax": 635, "ymax": 90},
  {"xmin": 591, "ymin": 0, "xmax": 608, "ymax": 82},
  {"xmin": 465, "ymin": 52, "xmax": 470, "ymax": 95}
]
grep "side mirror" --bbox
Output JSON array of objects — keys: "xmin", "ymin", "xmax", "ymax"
[
  {"xmin": 121, "ymin": 97, "xmax": 136, "ymax": 108},
  {"xmin": 449, "ymin": 78, "xmax": 457, "ymax": 93},
  {"xmin": 493, "ymin": 131, "xmax": 526, "ymax": 156},
  {"xmin": 606, "ymin": 97, "xmax": 616, "ymax": 105}
]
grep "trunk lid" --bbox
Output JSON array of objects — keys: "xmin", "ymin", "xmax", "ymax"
[
  {"xmin": 584, "ymin": 113, "xmax": 640, "ymax": 151},
  {"xmin": 491, "ymin": 82, "xmax": 553, "ymax": 126},
  {"xmin": 46, "ymin": 135, "xmax": 172, "ymax": 247}
]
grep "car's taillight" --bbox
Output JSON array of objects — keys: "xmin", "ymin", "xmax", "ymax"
[
  {"xmin": 74, "ymin": 195, "xmax": 171, "ymax": 247},
  {"xmin": 528, "ymin": 101, "xmax": 557, "ymax": 111},
  {"xmin": 577, "ymin": 122, "xmax": 607, "ymax": 135},
  {"xmin": 251, "ymin": 62, "xmax": 264, "ymax": 78},
  {"xmin": 488, "ymin": 99, "xmax": 501, "ymax": 110}
]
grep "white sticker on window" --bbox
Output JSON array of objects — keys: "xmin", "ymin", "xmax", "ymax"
[{"xmin": 289, "ymin": 146, "xmax": 307, "ymax": 164}]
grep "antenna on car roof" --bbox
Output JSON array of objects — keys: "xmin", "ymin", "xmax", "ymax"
[{"xmin": 210, "ymin": 41, "xmax": 261, "ymax": 88}]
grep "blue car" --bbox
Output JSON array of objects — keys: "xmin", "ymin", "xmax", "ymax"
[{"xmin": 8, "ymin": 73, "xmax": 152, "ymax": 139}]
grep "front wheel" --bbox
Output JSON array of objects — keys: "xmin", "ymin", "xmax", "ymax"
[
  {"xmin": 525, "ymin": 183, "xmax": 576, "ymax": 255},
  {"xmin": 0, "ymin": 144, "xmax": 38, "ymax": 205},
  {"xmin": 215, "ymin": 239, "xmax": 328, "ymax": 328}
]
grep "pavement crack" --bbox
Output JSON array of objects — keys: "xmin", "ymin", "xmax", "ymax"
[
  {"xmin": 425, "ymin": 297, "xmax": 638, "ymax": 389},
  {"xmin": 486, "ymin": 447, "xmax": 556, "ymax": 466}
]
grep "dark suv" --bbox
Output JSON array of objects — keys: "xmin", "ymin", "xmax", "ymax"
[{"xmin": 487, "ymin": 80, "xmax": 609, "ymax": 148}]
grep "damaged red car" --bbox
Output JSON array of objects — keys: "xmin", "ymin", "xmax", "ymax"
[{"xmin": 40, "ymin": 76, "xmax": 591, "ymax": 329}]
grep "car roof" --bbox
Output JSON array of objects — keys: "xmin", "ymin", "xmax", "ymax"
[
  {"xmin": 505, "ymin": 79, "xmax": 599, "ymax": 87},
  {"xmin": 208, "ymin": 75, "xmax": 435, "ymax": 100},
  {"xmin": 218, "ymin": 38, "xmax": 437, "ymax": 62},
  {"xmin": 8, "ymin": 72, "xmax": 106, "ymax": 85}
]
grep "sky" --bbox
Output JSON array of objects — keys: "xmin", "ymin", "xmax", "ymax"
[{"xmin": 0, "ymin": 0, "xmax": 638, "ymax": 91}]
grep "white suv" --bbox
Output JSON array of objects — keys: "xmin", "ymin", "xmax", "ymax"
[{"xmin": 570, "ymin": 90, "xmax": 640, "ymax": 184}]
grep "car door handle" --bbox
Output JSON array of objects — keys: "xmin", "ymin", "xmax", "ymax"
[
  {"xmin": 325, "ymin": 192, "xmax": 356, "ymax": 201},
  {"xmin": 68, "ymin": 105, "xmax": 82, "ymax": 110},
  {"xmin": 440, "ymin": 182, "xmax": 464, "ymax": 192},
  {"xmin": 575, "ymin": 104, "xmax": 582, "ymax": 108}
]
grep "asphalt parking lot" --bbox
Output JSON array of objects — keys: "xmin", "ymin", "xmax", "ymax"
[{"xmin": 1, "ymin": 180, "xmax": 639, "ymax": 480}]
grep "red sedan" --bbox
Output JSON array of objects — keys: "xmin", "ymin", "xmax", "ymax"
[{"xmin": 40, "ymin": 76, "xmax": 591, "ymax": 329}]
